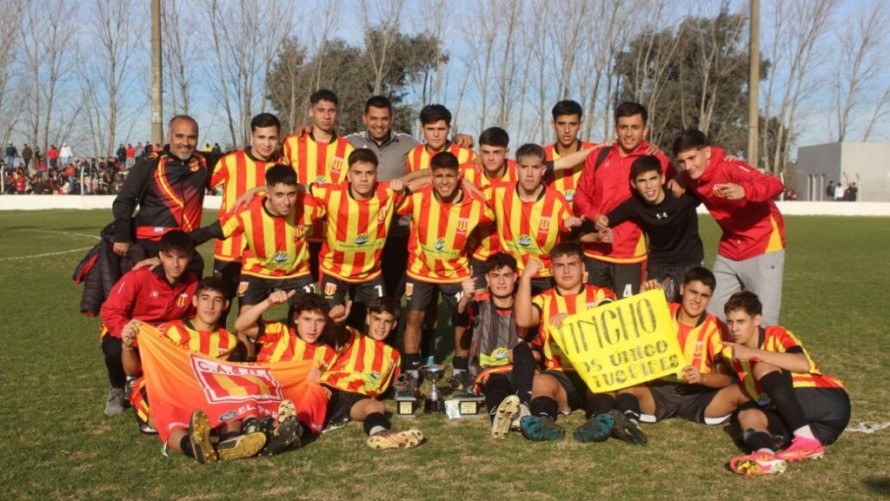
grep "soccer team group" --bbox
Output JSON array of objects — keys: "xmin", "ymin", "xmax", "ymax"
[{"xmin": 93, "ymin": 90, "xmax": 851, "ymax": 475}]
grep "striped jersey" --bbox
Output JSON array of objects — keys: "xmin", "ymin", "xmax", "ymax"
[
  {"xmin": 406, "ymin": 142, "xmax": 476, "ymax": 174},
  {"xmin": 220, "ymin": 193, "xmax": 322, "ymax": 279},
  {"xmin": 460, "ymin": 160, "xmax": 518, "ymax": 261},
  {"xmin": 397, "ymin": 185, "xmax": 495, "ymax": 283},
  {"xmin": 209, "ymin": 149, "xmax": 279, "ymax": 262},
  {"xmin": 531, "ymin": 284, "xmax": 616, "ymax": 371},
  {"xmin": 159, "ymin": 319, "xmax": 238, "ymax": 358},
  {"xmin": 310, "ymin": 181, "xmax": 405, "ymax": 283},
  {"xmin": 660, "ymin": 303, "xmax": 727, "ymax": 383},
  {"xmin": 255, "ymin": 321, "xmax": 337, "ymax": 366},
  {"xmin": 719, "ymin": 326, "xmax": 845, "ymax": 404},
  {"xmin": 321, "ymin": 327, "xmax": 401, "ymax": 397},
  {"xmin": 484, "ymin": 182, "xmax": 572, "ymax": 277},
  {"xmin": 282, "ymin": 132, "xmax": 354, "ymax": 240},
  {"xmin": 544, "ymin": 140, "xmax": 597, "ymax": 205}
]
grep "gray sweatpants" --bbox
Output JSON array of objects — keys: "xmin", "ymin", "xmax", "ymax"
[{"xmin": 707, "ymin": 249, "xmax": 785, "ymax": 325}]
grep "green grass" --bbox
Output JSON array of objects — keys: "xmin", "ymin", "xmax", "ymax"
[{"xmin": 1, "ymin": 210, "xmax": 888, "ymax": 500}]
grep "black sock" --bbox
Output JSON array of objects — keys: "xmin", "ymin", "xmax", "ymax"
[
  {"xmin": 363, "ymin": 412, "xmax": 389, "ymax": 435},
  {"xmin": 511, "ymin": 343, "xmax": 535, "ymax": 405},
  {"xmin": 403, "ymin": 353, "xmax": 422, "ymax": 373},
  {"xmin": 529, "ymin": 396, "xmax": 558, "ymax": 421},
  {"xmin": 616, "ymin": 393, "xmax": 641, "ymax": 421},
  {"xmin": 484, "ymin": 376, "xmax": 513, "ymax": 423},
  {"xmin": 586, "ymin": 394, "xmax": 616, "ymax": 419},
  {"xmin": 743, "ymin": 428, "xmax": 774, "ymax": 452},
  {"xmin": 180, "ymin": 435, "xmax": 195, "ymax": 458},
  {"xmin": 452, "ymin": 356, "xmax": 469, "ymax": 372},
  {"xmin": 759, "ymin": 371, "xmax": 808, "ymax": 432}
]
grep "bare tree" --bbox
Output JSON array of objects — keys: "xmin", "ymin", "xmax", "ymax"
[
  {"xmin": 361, "ymin": 0, "xmax": 404, "ymax": 95},
  {"xmin": 162, "ymin": 0, "xmax": 199, "ymax": 114},
  {"xmin": 830, "ymin": 0, "xmax": 888, "ymax": 141},
  {"xmin": 0, "ymin": 0, "xmax": 23, "ymax": 145}
]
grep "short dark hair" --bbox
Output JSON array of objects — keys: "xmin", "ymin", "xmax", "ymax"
[
  {"xmin": 167, "ymin": 114, "xmax": 198, "ymax": 130},
  {"xmin": 289, "ymin": 292, "xmax": 330, "ymax": 325},
  {"xmin": 485, "ymin": 252, "xmax": 518, "ymax": 274},
  {"xmin": 552, "ymin": 100, "xmax": 583, "ymax": 119},
  {"xmin": 630, "ymin": 155, "xmax": 663, "ymax": 180},
  {"xmin": 514, "ymin": 143, "xmax": 546, "ymax": 164},
  {"xmin": 682, "ymin": 266, "xmax": 716, "ymax": 291},
  {"xmin": 430, "ymin": 151, "xmax": 459, "ymax": 170},
  {"xmin": 367, "ymin": 296, "xmax": 400, "ymax": 320},
  {"xmin": 614, "ymin": 102, "xmax": 648, "ymax": 124},
  {"xmin": 348, "ymin": 148, "xmax": 379, "ymax": 168},
  {"xmin": 310, "ymin": 89, "xmax": 338, "ymax": 106},
  {"xmin": 265, "ymin": 164, "xmax": 297, "ymax": 186},
  {"xmin": 419, "ymin": 104, "xmax": 452, "ymax": 126},
  {"xmin": 550, "ymin": 241, "xmax": 584, "ymax": 261},
  {"xmin": 724, "ymin": 290, "xmax": 762, "ymax": 317},
  {"xmin": 158, "ymin": 230, "xmax": 195, "ymax": 256},
  {"xmin": 478, "ymin": 127, "xmax": 509, "ymax": 148},
  {"xmin": 364, "ymin": 95, "xmax": 392, "ymax": 114},
  {"xmin": 196, "ymin": 277, "xmax": 231, "ymax": 300},
  {"xmin": 672, "ymin": 129, "xmax": 709, "ymax": 156},
  {"xmin": 251, "ymin": 113, "xmax": 281, "ymax": 133}
]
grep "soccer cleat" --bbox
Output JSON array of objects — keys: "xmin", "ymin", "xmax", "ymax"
[
  {"xmin": 491, "ymin": 395, "xmax": 520, "ymax": 439},
  {"xmin": 520, "ymin": 415, "xmax": 565, "ymax": 442},
  {"xmin": 188, "ymin": 410, "xmax": 218, "ymax": 464},
  {"xmin": 138, "ymin": 422, "xmax": 158, "ymax": 436},
  {"xmin": 104, "ymin": 388, "xmax": 125, "ymax": 416},
  {"xmin": 259, "ymin": 399, "xmax": 302, "ymax": 456},
  {"xmin": 609, "ymin": 409, "xmax": 648, "ymax": 445},
  {"xmin": 511, "ymin": 403, "xmax": 531, "ymax": 431},
  {"xmin": 366, "ymin": 429, "xmax": 425, "ymax": 450},
  {"xmin": 776, "ymin": 435, "xmax": 824, "ymax": 461},
  {"xmin": 573, "ymin": 413, "xmax": 615, "ymax": 443},
  {"xmin": 729, "ymin": 451, "xmax": 788, "ymax": 476},
  {"xmin": 217, "ymin": 432, "xmax": 267, "ymax": 461},
  {"xmin": 241, "ymin": 416, "xmax": 274, "ymax": 436}
]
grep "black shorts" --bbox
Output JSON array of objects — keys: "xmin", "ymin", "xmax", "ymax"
[
  {"xmin": 584, "ymin": 258, "xmax": 641, "ymax": 299},
  {"xmin": 648, "ymin": 381, "xmax": 720, "ymax": 424},
  {"xmin": 324, "ymin": 386, "xmax": 367, "ymax": 425},
  {"xmin": 320, "ymin": 274, "xmax": 385, "ymax": 306},
  {"xmin": 405, "ymin": 279, "xmax": 463, "ymax": 312},
  {"xmin": 238, "ymin": 274, "xmax": 317, "ymax": 306},
  {"xmin": 542, "ymin": 370, "xmax": 587, "ymax": 411},
  {"xmin": 751, "ymin": 387, "xmax": 851, "ymax": 447}
]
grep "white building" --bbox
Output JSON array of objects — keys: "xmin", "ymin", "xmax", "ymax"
[{"xmin": 796, "ymin": 142, "xmax": 890, "ymax": 202}]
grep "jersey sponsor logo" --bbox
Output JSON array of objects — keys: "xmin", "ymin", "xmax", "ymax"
[
  {"xmin": 518, "ymin": 235, "xmax": 532, "ymax": 248},
  {"xmin": 435, "ymin": 238, "xmax": 446, "ymax": 251},
  {"xmin": 355, "ymin": 233, "xmax": 369, "ymax": 245},
  {"xmin": 564, "ymin": 190, "xmax": 574, "ymax": 203},
  {"xmin": 315, "ymin": 176, "xmax": 327, "ymax": 184},
  {"xmin": 655, "ymin": 212, "xmax": 668, "ymax": 220},
  {"xmin": 190, "ymin": 356, "xmax": 283, "ymax": 403},
  {"xmin": 324, "ymin": 281, "xmax": 337, "ymax": 298},
  {"xmin": 272, "ymin": 251, "xmax": 289, "ymax": 264}
]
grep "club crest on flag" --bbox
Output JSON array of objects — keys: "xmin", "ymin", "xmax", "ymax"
[{"xmin": 190, "ymin": 356, "xmax": 283, "ymax": 403}]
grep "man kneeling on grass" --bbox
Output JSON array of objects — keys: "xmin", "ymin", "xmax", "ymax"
[
  {"xmin": 320, "ymin": 297, "xmax": 424, "ymax": 449},
  {"xmin": 720, "ymin": 291, "xmax": 851, "ymax": 477},
  {"xmin": 122, "ymin": 277, "xmax": 300, "ymax": 463}
]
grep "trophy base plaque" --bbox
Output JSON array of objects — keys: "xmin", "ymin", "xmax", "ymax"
[{"xmin": 444, "ymin": 394, "xmax": 486, "ymax": 419}]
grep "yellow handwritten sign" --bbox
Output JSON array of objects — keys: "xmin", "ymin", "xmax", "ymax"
[{"xmin": 555, "ymin": 289, "xmax": 683, "ymax": 393}]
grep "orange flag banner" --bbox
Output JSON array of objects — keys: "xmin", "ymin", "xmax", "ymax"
[{"xmin": 137, "ymin": 323, "xmax": 328, "ymax": 442}]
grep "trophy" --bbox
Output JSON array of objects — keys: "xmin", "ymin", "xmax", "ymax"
[
  {"xmin": 420, "ymin": 364, "xmax": 447, "ymax": 413},
  {"xmin": 393, "ymin": 373, "xmax": 420, "ymax": 417}
]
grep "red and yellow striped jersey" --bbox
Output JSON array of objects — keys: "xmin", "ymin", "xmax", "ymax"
[
  {"xmin": 531, "ymin": 284, "xmax": 616, "ymax": 371},
  {"xmin": 310, "ymin": 181, "xmax": 405, "ymax": 283},
  {"xmin": 660, "ymin": 303, "xmax": 727, "ymax": 382},
  {"xmin": 406, "ymin": 142, "xmax": 476, "ymax": 174},
  {"xmin": 282, "ymin": 132, "xmax": 354, "ymax": 240},
  {"xmin": 544, "ymin": 141, "xmax": 597, "ymax": 205},
  {"xmin": 461, "ymin": 160, "xmax": 518, "ymax": 261},
  {"xmin": 220, "ymin": 193, "xmax": 322, "ymax": 279},
  {"xmin": 719, "ymin": 326, "xmax": 845, "ymax": 403},
  {"xmin": 159, "ymin": 319, "xmax": 239, "ymax": 358},
  {"xmin": 320, "ymin": 327, "xmax": 401, "ymax": 397},
  {"xmin": 484, "ymin": 183, "xmax": 572, "ymax": 278},
  {"xmin": 255, "ymin": 321, "xmax": 337, "ymax": 366},
  {"xmin": 209, "ymin": 149, "xmax": 279, "ymax": 262},
  {"xmin": 398, "ymin": 186, "xmax": 495, "ymax": 283}
]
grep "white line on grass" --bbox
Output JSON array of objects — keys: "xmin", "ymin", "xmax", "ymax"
[
  {"xmin": 0, "ymin": 246, "xmax": 95, "ymax": 261},
  {"xmin": 12, "ymin": 229, "xmax": 100, "ymax": 240}
]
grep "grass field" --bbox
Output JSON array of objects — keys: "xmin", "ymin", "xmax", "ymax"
[{"xmin": 1, "ymin": 209, "xmax": 888, "ymax": 500}]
